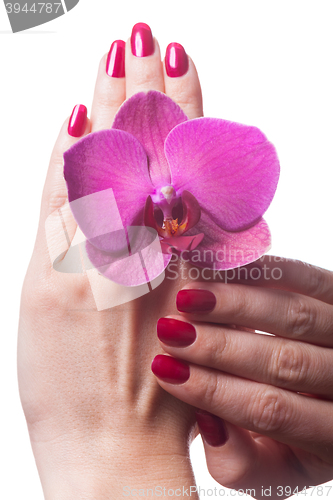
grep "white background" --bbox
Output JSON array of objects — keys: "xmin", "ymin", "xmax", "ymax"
[{"xmin": 1, "ymin": 1, "xmax": 333, "ymax": 498}]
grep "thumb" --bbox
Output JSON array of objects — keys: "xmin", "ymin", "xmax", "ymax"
[{"xmin": 195, "ymin": 411, "xmax": 259, "ymax": 489}]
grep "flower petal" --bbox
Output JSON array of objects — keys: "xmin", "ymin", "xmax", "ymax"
[
  {"xmin": 113, "ymin": 91, "xmax": 188, "ymax": 187},
  {"xmin": 144, "ymin": 195, "xmax": 158, "ymax": 232},
  {"xmin": 178, "ymin": 190, "xmax": 201, "ymax": 235},
  {"xmin": 186, "ymin": 212, "xmax": 271, "ymax": 270},
  {"xmin": 64, "ymin": 129, "xmax": 154, "ymax": 249},
  {"xmin": 165, "ymin": 117, "xmax": 280, "ymax": 232},
  {"xmin": 85, "ymin": 226, "xmax": 171, "ymax": 287},
  {"xmin": 68, "ymin": 190, "xmax": 128, "ymax": 253},
  {"xmin": 162, "ymin": 233, "xmax": 204, "ymax": 252}
]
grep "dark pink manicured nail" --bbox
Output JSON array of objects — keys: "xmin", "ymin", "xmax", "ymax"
[
  {"xmin": 165, "ymin": 42, "xmax": 189, "ymax": 77},
  {"xmin": 151, "ymin": 355, "xmax": 190, "ymax": 384},
  {"xmin": 157, "ymin": 318, "xmax": 196, "ymax": 347},
  {"xmin": 106, "ymin": 40, "xmax": 125, "ymax": 78},
  {"xmin": 195, "ymin": 410, "xmax": 229, "ymax": 447},
  {"xmin": 176, "ymin": 289, "xmax": 216, "ymax": 314},
  {"xmin": 131, "ymin": 22, "xmax": 154, "ymax": 57},
  {"xmin": 68, "ymin": 105, "xmax": 87, "ymax": 137}
]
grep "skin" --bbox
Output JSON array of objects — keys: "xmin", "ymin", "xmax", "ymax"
[
  {"xmin": 155, "ymin": 259, "xmax": 333, "ymax": 499},
  {"xmin": 18, "ymin": 36, "xmax": 202, "ymax": 499}
]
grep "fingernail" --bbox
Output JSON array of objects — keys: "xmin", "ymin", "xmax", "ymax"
[
  {"xmin": 68, "ymin": 105, "xmax": 87, "ymax": 137},
  {"xmin": 177, "ymin": 289, "xmax": 216, "ymax": 314},
  {"xmin": 151, "ymin": 355, "xmax": 190, "ymax": 384},
  {"xmin": 131, "ymin": 22, "xmax": 154, "ymax": 57},
  {"xmin": 106, "ymin": 40, "xmax": 125, "ymax": 77},
  {"xmin": 165, "ymin": 42, "xmax": 189, "ymax": 77},
  {"xmin": 195, "ymin": 410, "xmax": 229, "ymax": 447},
  {"xmin": 157, "ymin": 318, "xmax": 196, "ymax": 347}
]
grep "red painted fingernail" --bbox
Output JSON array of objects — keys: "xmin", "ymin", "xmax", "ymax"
[
  {"xmin": 165, "ymin": 42, "xmax": 189, "ymax": 77},
  {"xmin": 68, "ymin": 105, "xmax": 87, "ymax": 137},
  {"xmin": 106, "ymin": 40, "xmax": 125, "ymax": 78},
  {"xmin": 131, "ymin": 22, "xmax": 154, "ymax": 57},
  {"xmin": 195, "ymin": 410, "xmax": 229, "ymax": 447},
  {"xmin": 177, "ymin": 289, "xmax": 216, "ymax": 314},
  {"xmin": 157, "ymin": 318, "xmax": 196, "ymax": 347},
  {"xmin": 151, "ymin": 355, "xmax": 190, "ymax": 384}
]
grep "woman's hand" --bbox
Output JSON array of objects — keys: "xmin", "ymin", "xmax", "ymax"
[
  {"xmin": 18, "ymin": 24, "xmax": 203, "ymax": 500},
  {"xmin": 152, "ymin": 257, "xmax": 333, "ymax": 499}
]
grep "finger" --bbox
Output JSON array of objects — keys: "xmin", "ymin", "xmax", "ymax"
[
  {"xmin": 90, "ymin": 43, "xmax": 126, "ymax": 131},
  {"xmin": 175, "ymin": 284, "xmax": 333, "ymax": 347},
  {"xmin": 35, "ymin": 106, "xmax": 91, "ymax": 266},
  {"xmin": 41, "ymin": 105, "xmax": 91, "ymax": 223},
  {"xmin": 163, "ymin": 43, "xmax": 203, "ymax": 119},
  {"xmin": 157, "ymin": 317, "xmax": 333, "ymax": 399},
  {"xmin": 151, "ymin": 354, "xmax": 333, "ymax": 465},
  {"xmin": 226, "ymin": 257, "xmax": 333, "ymax": 306},
  {"xmin": 125, "ymin": 24, "xmax": 165, "ymax": 98}
]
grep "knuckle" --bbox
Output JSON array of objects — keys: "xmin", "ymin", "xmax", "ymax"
[
  {"xmin": 304, "ymin": 263, "xmax": 332, "ymax": 298},
  {"xmin": 21, "ymin": 273, "xmax": 60, "ymax": 313},
  {"xmin": 50, "ymin": 150, "xmax": 65, "ymax": 168},
  {"xmin": 47, "ymin": 191, "xmax": 68, "ymax": 214},
  {"xmin": 224, "ymin": 285, "xmax": 248, "ymax": 321},
  {"xmin": 22, "ymin": 267, "xmax": 91, "ymax": 314},
  {"xmin": 128, "ymin": 65, "xmax": 163, "ymax": 92},
  {"xmin": 250, "ymin": 388, "xmax": 288, "ymax": 433},
  {"xmin": 285, "ymin": 296, "xmax": 317, "ymax": 338},
  {"xmin": 207, "ymin": 330, "xmax": 228, "ymax": 366},
  {"xmin": 271, "ymin": 342, "xmax": 308, "ymax": 388},
  {"xmin": 171, "ymin": 90, "xmax": 196, "ymax": 110},
  {"xmin": 199, "ymin": 371, "xmax": 223, "ymax": 409},
  {"xmin": 94, "ymin": 92, "xmax": 122, "ymax": 113},
  {"xmin": 43, "ymin": 165, "xmax": 68, "ymax": 214}
]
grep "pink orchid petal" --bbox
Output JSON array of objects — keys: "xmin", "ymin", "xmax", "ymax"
[
  {"xmin": 86, "ymin": 243, "xmax": 150, "ymax": 286},
  {"xmin": 69, "ymin": 190, "xmax": 127, "ymax": 253},
  {"xmin": 113, "ymin": 91, "xmax": 188, "ymax": 187},
  {"xmin": 186, "ymin": 212, "xmax": 271, "ymax": 270},
  {"xmin": 162, "ymin": 233, "xmax": 204, "ymax": 252},
  {"xmin": 177, "ymin": 190, "xmax": 201, "ymax": 235},
  {"xmin": 165, "ymin": 118, "xmax": 280, "ymax": 232},
  {"xmin": 64, "ymin": 129, "xmax": 154, "ymax": 249},
  {"xmin": 144, "ymin": 195, "xmax": 158, "ymax": 232},
  {"xmin": 85, "ymin": 226, "xmax": 171, "ymax": 287}
]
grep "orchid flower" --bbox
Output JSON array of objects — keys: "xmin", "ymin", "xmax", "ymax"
[{"xmin": 64, "ymin": 91, "xmax": 279, "ymax": 286}]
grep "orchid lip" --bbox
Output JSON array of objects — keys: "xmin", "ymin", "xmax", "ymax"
[{"xmin": 144, "ymin": 189, "xmax": 202, "ymax": 240}]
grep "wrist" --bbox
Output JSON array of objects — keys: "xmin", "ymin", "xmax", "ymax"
[{"xmin": 32, "ymin": 432, "xmax": 199, "ymax": 500}]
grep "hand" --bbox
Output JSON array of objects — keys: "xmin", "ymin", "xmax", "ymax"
[
  {"xmin": 18, "ymin": 24, "xmax": 203, "ymax": 500},
  {"xmin": 152, "ymin": 257, "xmax": 333, "ymax": 499}
]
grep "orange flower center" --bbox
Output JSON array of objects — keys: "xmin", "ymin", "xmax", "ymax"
[{"xmin": 162, "ymin": 217, "xmax": 179, "ymax": 237}]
